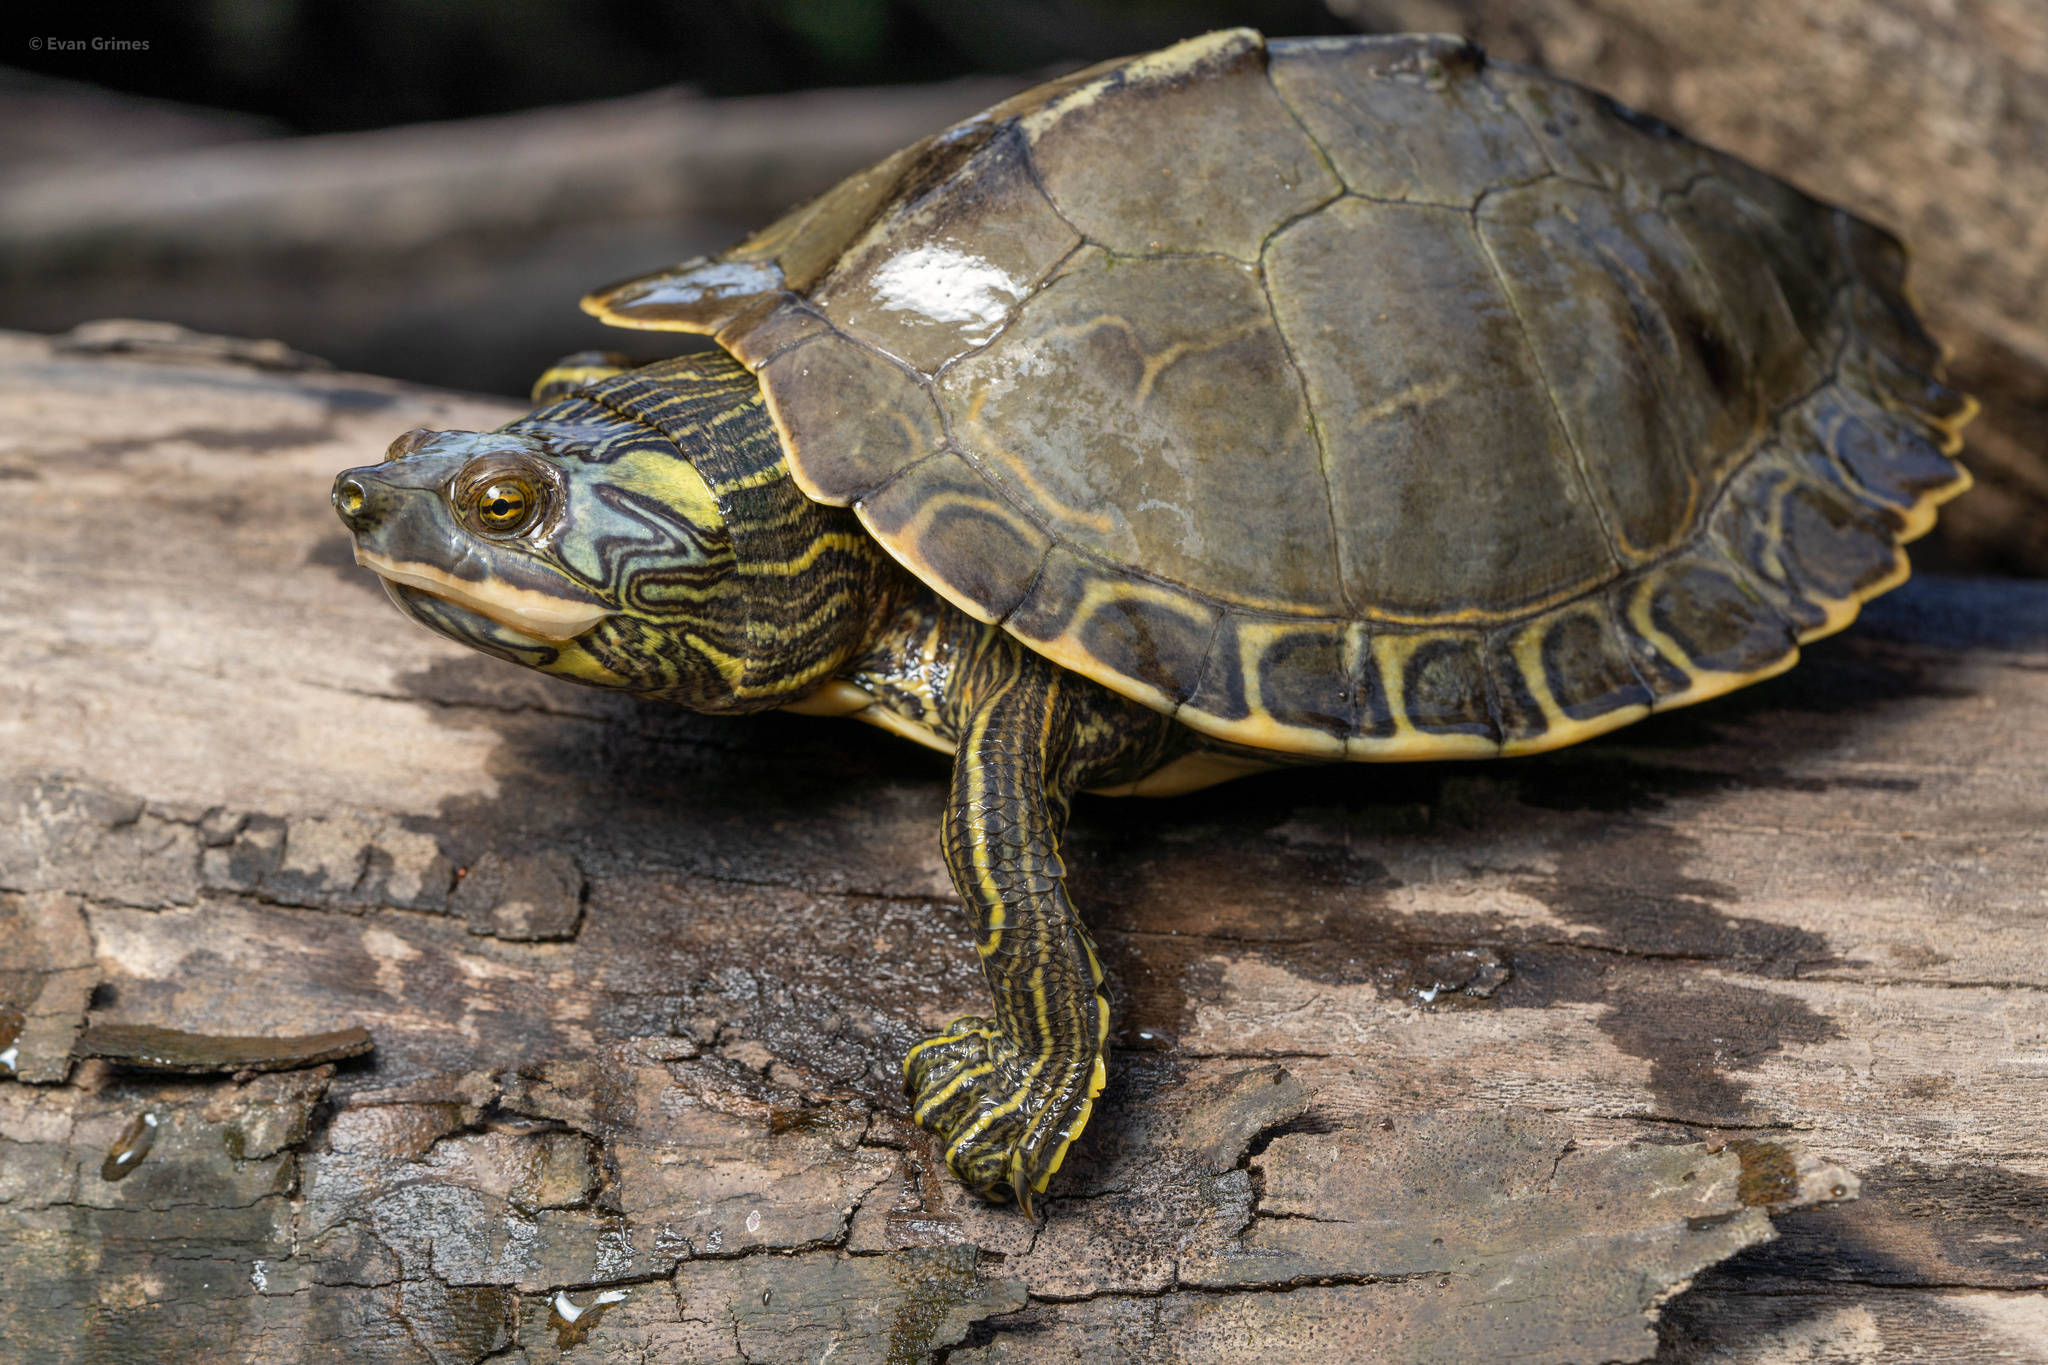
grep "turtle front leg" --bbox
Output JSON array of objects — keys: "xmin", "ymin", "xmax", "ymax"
[{"xmin": 905, "ymin": 658, "xmax": 1107, "ymax": 1215}]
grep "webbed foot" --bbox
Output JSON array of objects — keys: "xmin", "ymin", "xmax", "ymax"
[{"xmin": 903, "ymin": 1015, "xmax": 1106, "ymax": 1214}]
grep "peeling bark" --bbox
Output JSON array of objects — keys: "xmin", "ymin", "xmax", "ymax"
[{"xmin": 1, "ymin": 331, "xmax": 2044, "ymax": 1362}]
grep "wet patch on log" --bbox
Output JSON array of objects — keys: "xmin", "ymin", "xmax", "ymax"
[{"xmin": 1, "ymin": 330, "xmax": 2044, "ymax": 1361}]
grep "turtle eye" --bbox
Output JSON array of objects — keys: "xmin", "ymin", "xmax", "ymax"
[{"xmin": 473, "ymin": 476, "xmax": 539, "ymax": 534}]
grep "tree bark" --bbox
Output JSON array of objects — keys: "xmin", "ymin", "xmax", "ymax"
[{"xmin": 2, "ymin": 329, "xmax": 2043, "ymax": 1361}]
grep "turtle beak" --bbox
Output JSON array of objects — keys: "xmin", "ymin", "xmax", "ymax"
[{"xmin": 329, "ymin": 449, "xmax": 615, "ymax": 644}]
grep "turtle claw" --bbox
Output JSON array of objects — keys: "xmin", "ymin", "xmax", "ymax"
[{"xmin": 903, "ymin": 1016, "xmax": 1106, "ymax": 1213}]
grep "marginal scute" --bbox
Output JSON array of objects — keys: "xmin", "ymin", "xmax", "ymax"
[
  {"xmin": 1268, "ymin": 35, "xmax": 1548, "ymax": 206},
  {"xmin": 1380, "ymin": 631, "xmax": 1496, "ymax": 749},
  {"xmin": 1708, "ymin": 455, "xmax": 1833, "ymax": 639},
  {"xmin": 856, "ymin": 453, "xmax": 1051, "ymax": 624},
  {"xmin": 1836, "ymin": 218, "xmax": 1944, "ymax": 375},
  {"xmin": 1618, "ymin": 559, "xmax": 1796, "ymax": 702},
  {"xmin": 760, "ymin": 335, "xmax": 944, "ymax": 506},
  {"xmin": 1840, "ymin": 343, "xmax": 1976, "ymax": 451},
  {"xmin": 1020, "ymin": 29, "xmax": 1341, "ymax": 261},
  {"xmin": 811, "ymin": 124, "xmax": 1081, "ymax": 374},
  {"xmin": 1182, "ymin": 616, "xmax": 1353, "ymax": 755},
  {"xmin": 583, "ymin": 257, "xmax": 786, "ymax": 334},
  {"xmin": 1490, "ymin": 601, "xmax": 1655, "ymax": 753},
  {"xmin": 1007, "ymin": 548, "xmax": 1219, "ymax": 716},
  {"xmin": 715, "ymin": 299, "xmax": 833, "ymax": 370},
  {"xmin": 752, "ymin": 121, "xmax": 1003, "ymax": 294},
  {"xmin": 1801, "ymin": 385, "xmax": 1966, "ymax": 517}
]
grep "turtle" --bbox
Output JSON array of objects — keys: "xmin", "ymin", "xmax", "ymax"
[{"xmin": 331, "ymin": 28, "xmax": 1975, "ymax": 1213}]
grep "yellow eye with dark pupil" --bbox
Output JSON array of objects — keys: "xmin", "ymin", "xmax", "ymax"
[{"xmin": 476, "ymin": 479, "xmax": 534, "ymax": 530}]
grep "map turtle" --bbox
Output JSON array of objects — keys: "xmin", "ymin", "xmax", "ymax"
[{"xmin": 333, "ymin": 29, "xmax": 1974, "ymax": 1212}]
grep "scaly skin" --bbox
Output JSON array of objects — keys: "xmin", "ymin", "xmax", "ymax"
[
  {"xmin": 333, "ymin": 350, "xmax": 1187, "ymax": 1213},
  {"xmin": 847, "ymin": 595, "xmax": 1182, "ymax": 1211}
]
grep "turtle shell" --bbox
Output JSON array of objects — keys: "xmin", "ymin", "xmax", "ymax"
[{"xmin": 585, "ymin": 29, "xmax": 1974, "ymax": 760}]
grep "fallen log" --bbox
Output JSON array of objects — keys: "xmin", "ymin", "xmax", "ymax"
[{"xmin": 1, "ymin": 328, "xmax": 2043, "ymax": 1361}]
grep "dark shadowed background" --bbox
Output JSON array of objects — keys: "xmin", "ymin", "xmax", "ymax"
[{"xmin": 3, "ymin": 0, "xmax": 2043, "ymax": 572}]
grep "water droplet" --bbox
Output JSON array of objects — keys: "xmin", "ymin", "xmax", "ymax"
[
  {"xmin": 760, "ymin": 1289, "xmax": 772, "ymax": 1306},
  {"xmin": 550, "ymin": 1287, "xmax": 629, "ymax": 1349},
  {"xmin": 0, "ymin": 1003, "xmax": 22, "ymax": 1077},
  {"xmin": 101, "ymin": 1112, "xmax": 160, "ymax": 1181}
]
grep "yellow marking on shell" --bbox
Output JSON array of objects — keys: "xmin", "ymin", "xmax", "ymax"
[
  {"xmin": 857, "ymin": 475, "xmax": 1029, "ymax": 627},
  {"xmin": 1494, "ymin": 615, "xmax": 1651, "ymax": 758},
  {"xmin": 1350, "ymin": 373, "xmax": 1462, "ymax": 429},
  {"xmin": 354, "ymin": 549, "xmax": 612, "ymax": 642},
  {"xmin": 1895, "ymin": 457, "xmax": 1972, "ymax": 545},
  {"xmin": 1001, "ymin": 572, "xmax": 1196, "ymax": 720},
  {"xmin": 1496, "ymin": 699, "xmax": 1652, "ymax": 758},
  {"xmin": 1624, "ymin": 573, "xmax": 1802, "ymax": 713},
  {"xmin": 1355, "ymin": 631, "xmax": 1499, "ymax": 761},
  {"xmin": 1932, "ymin": 393, "xmax": 1980, "ymax": 457},
  {"xmin": 1017, "ymin": 28, "xmax": 1259, "ymax": 140},
  {"xmin": 1239, "ymin": 618, "xmax": 1348, "ymax": 758},
  {"xmin": 1132, "ymin": 318, "xmax": 1271, "ymax": 407},
  {"xmin": 957, "ymin": 385, "xmax": 1120, "ymax": 541}
]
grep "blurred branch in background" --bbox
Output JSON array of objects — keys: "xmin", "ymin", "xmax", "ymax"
[
  {"xmin": 0, "ymin": 74, "xmax": 1023, "ymax": 395},
  {"xmin": 1, "ymin": 0, "xmax": 2043, "ymax": 575}
]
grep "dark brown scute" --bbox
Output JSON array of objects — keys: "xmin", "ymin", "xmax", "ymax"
[
  {"xmin": 1007, "ymin": 549, "xmax": 1217, "ymax": 708},
  {"xmin": 1545, "ymin": 609, "xmax": 1653, "ymax": 721},
  {"xmin": 1643, "ymin": 563, "xmax": 1796, "ymax": 681},
  {"xmin": 859, "ymin": 454, "xmax": 1051, "ymax": 623},
  {"xmin": 760, "ymin": 337, "xmax": 941, "ymax": 504},
  {"xmin": 1400, "ymin": 634, "xmax": 1496, "ymax": 738},
  {"xmin": 1256, "ymin": 623, "xmax": 1356, "ymax": 737}
]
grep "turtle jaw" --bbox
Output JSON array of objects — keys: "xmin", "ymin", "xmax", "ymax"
[
  {"xmin": 332, "ymin": 454, "xmax": 619, "ymax": 651},
  {"xmin": 351, "ymin": 546, "xmax": 613, "ymax": 644}
]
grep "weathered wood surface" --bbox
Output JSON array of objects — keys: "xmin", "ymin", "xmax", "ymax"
[
  {"xmin": 1, "ymin": 329, "xmax": 2044, "ymax": 1362},
  {"xmin": 1334, "ymin": 0, "xmax": 2048, "ymax": 580}
]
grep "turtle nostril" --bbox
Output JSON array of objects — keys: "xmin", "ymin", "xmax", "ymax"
[{"xmin": 332, "ymin": 473, "xmax": 370, "ymax": 528}]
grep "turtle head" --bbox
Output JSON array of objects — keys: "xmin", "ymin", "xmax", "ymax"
[
  {"xmin": 333, "ymin": 416, "xmax": 755, "ymax": 706},
  {"xmin": 334, "ymin": 355, "xmax": 881, "ymax": 712}
]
